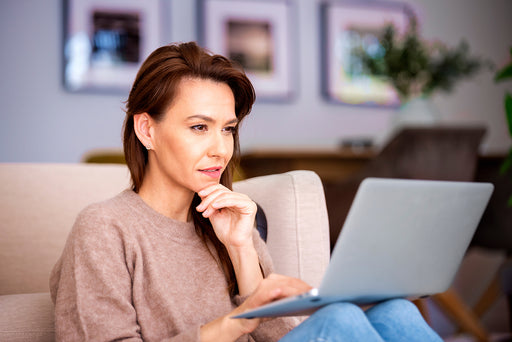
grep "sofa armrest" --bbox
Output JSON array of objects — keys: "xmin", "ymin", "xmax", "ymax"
[{"xmin": 0, "ymin": 292, "xmax": 54, "ymax": 342}]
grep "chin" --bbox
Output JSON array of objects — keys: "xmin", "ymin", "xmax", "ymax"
[{"xmin": 192, "ymin": 179, "xmax": 220, "ymax": 193}]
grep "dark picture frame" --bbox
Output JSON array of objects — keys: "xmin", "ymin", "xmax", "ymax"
[
  {"xmin": 199, "ymin": 0, "xmax": 294, "ymax": 101},
  {"xmin": 62, "ymin": 0, "xmax": 161, "ymax": 93},
  {"xmin": 321, "ymin": 1, "xmax": 413, "ymax": 107}
]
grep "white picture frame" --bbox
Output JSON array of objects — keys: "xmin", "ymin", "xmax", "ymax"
[
  {"xmin": 200, "ymin": 0, "xmax": 294, "ymax": 101},
  {"xmin": 63, "ymin": 0, "xmax": 161, "ymax": 93},
  {"xmin": 321, "ymin": 1, "xmax": 412, "ymax": 107}
]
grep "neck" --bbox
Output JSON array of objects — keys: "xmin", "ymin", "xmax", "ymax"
[{"xmin": 137, "ymin": 169, "xmax": 194, "ymax": 223}]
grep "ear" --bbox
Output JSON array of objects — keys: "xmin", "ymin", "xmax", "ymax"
[{"xmin": 133, "ymin": 113, "xmax": 154, "ymax": 150}]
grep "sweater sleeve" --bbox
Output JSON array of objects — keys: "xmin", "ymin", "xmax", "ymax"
[
  {"xmin": 49, "ymin": 205, "xmax": 202, "ymax": 342},
  {"xmin": 50, "ymin": 205, "xmax": 142, "ymax": 341}
]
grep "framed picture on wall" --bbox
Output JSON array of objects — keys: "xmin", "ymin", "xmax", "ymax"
[
  {"xmin": 321, "ymin": 1, "xmax": 412, "ymax": 107},
  {"xmin": 62, "ymin": 0, "xmax": 161, "ymax": 93},
  {"xmin": 199, "ymin": 0, "xmax": 294, "ymax": 101}
]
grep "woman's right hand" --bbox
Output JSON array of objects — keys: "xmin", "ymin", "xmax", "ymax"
[
  {"xmin": 200, "ymin": 274, "xmax": 312, "ymax": 341},
  {"xmin": 234, "ymin": 273, "xmax": 312, "ymax": 334}
]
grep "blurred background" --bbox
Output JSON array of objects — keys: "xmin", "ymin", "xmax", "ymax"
[{"xmin": 1, "ymin": 0, "xmax": 510, "ymax": 162}]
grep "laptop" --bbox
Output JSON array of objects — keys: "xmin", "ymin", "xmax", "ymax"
[{"xmin": 234, "ymin": 177, "xmax": 494, "ymax": 319}]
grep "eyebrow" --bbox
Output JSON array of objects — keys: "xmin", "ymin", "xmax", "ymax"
[{"xmin": 186, "ymin": 114, "xmax": 238, "ymax": 125}]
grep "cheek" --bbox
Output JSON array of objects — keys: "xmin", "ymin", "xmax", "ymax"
[
  {"xmin": 227, "ymin": 137, "xmax": 235, "ymax": 159},
  {"xmin": 161, "ymin": 134, "xmax": 197, "ymax": 164},
  {"xmin": 177, "ymin": 140, "xmax": 203, "ymax": 162}
]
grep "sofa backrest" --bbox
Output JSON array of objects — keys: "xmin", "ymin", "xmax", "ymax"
[
  {"xmin": 0, "ymin": 163, "xmax": 131, "ymax": 295},
  {"xmin": 233, "ymin": 170, "xmax": 330, "ymax": 288}
]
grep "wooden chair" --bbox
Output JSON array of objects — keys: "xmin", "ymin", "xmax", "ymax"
[
  {"xmin": 470, "ymin": 154, "xmax": 512, "ymax": 335},
  {"xmin": 323, "ymin": 125, "xmax": 492, "ymax": 341}
]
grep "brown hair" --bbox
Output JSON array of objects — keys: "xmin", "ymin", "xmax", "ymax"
[{"xmin": 123, "ymin": 42, "xmax": 255, "ymax": 296}]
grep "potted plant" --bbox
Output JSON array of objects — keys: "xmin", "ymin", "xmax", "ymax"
[
  {"xmin": 355, "ymin": 15, "xmax": 494, "ymax": 133},
  {"xmin": 357, "ymin": 16, "xmax": 489, "ymax": 103}
]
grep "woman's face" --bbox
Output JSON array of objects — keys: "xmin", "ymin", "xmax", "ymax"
[{"xmin": 149, "ymin": 77, "xmax": 237, "ymax": 194}]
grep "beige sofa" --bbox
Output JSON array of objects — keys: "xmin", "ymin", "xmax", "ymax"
[{"xmin": 0, "ymin": 163, "xmax": 330, "ymax": 341}]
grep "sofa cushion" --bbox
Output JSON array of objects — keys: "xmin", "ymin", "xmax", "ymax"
[{"xmin": 0, "ymin": 292, "xmax": 54, "ymax": 342}]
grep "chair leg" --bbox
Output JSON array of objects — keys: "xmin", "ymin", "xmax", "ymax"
[
  {"xmin": 508, "ymin": 295, "xmax": 512, "ymax": 332},
  {"xmin": 413, "ymin": 298, "xmax": 431, "ymax": 325},
  {"xmin": 499, "ymin": 257, "xmax": 512, "ymax": 331},
  {"xmin": 473, "ymin": 273, "xmax": 502, "ymax": 318},
  {"xmin": 432, "ymin": 288, "xmax": 489, "ymax": 342}
]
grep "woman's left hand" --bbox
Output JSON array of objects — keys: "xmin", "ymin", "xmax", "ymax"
[{"xmin": 196, "ymin": 184, "xmax": 257, "ymax": 249}]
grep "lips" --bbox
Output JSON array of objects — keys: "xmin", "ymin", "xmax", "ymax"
[{"xmin": 198, "ymin": 166, "xmax": 223, "ymax": 178}]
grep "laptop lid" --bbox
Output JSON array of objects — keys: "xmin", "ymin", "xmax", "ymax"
[{"xmin": 319, "ymin": 177, "xmax": 494, "ymax": 303}]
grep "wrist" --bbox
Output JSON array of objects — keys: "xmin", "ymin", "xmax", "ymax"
[
  {"xmin": 227, "ymin": 244, "xmax": 260, "ymax": 277},
  {"xmin": 200, "ymin": 314, "xmax": 247, "ymax": 342},
  {"xmin": 228, "ymin": 245, "xmax": 263, "ymax": 297},
  {"xmin": 226, "ymin": 241, "xmax": 257, "ymax": 258}
]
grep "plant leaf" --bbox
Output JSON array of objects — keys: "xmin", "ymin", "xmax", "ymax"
[
  {"xmin": 501, "ymin": 147, "xmax": 512, "ymax": 175},
  {"xmin": 506, "ymin": 92, "xmax": 512, "ymax": 137},
  {"xmin": 495, "ymin": 64, "xmax": 512, "ymax": 82},
  {"xmin": 501, "ymin": 155, "xmax": 512, "ymax": 175}
]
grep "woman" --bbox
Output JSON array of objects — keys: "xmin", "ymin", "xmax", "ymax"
[{"xmin": 50, "ymin": 42, "xmax": 442, "ymax": 341}]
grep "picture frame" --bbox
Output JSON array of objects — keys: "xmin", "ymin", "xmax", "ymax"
[
  {"xmin": 62, "ymin": 0, "xmax": 161, "ymax": 93},
  {"xmin": 199, "ymin": 0, "xmax": 294, "ymax": 101},
  {"xmin": 321, "ymin": 1, "xmax": 413, "ymax": 107}
]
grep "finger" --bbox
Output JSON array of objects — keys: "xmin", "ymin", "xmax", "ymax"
[
  {"xmin": 198, "ymin": 191, "xmax": 254, "ymax": 217},
  {"xmin": 202, "ymin": 198, "xmax": 253, "ymax": 219},
  {"xmin": 262, "ymin": 275, "xmax": 313, "ymax": 299},
  {"xmin": 199, "ymin": 192, "xmax": 235, "ymax": 218},
  {"xmin": 210, "ymin": 196, "xmax": 256, "ymax": 214},
  {"xmin": 206, "ymin": 197, "xmax": 256, "ymax": 219},
  {"xmin": 196, "ymin": 187, "xmax": 230, "ymax": 212},
  {"xmin": 246, "ymin": 275, "xmax": 312, "ymax": 308},
  {"xmin": 273, "ymin": 283, "xmax": 312, "ymax": 300},
  {"xmin": 244, "ymin": 284, "xmax": 284, "ymax": 309},
  {"xmin": 198, "ymin": 184, "xmax": 228, "ymax": 198}
]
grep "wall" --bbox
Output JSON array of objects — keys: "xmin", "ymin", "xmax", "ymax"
[{"xmin": 0, "ymin": 0, "xmax": 511, "ymax": 163}]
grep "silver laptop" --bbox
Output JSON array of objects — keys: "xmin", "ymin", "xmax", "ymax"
[{"xmin": 234, "ymin": 177, "xmax": 493, "ymax": 319}]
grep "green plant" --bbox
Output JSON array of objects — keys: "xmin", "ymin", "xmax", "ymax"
[
  {"xmin": 494, "ymin": 47, "xmax": 512, "ymax": 206},
  {"xmin": 357, "ymin": 16, "xmax": 490, "ymax": 102}
]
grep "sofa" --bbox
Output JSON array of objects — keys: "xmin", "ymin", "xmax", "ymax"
[{"xmin": 0, "ymin": 163, "xmax": 330, "ymax": 341}]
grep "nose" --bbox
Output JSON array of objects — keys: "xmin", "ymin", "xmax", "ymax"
[{"xmin": 208, "ymin": 131, "xmax": 231, "ymax": 159}]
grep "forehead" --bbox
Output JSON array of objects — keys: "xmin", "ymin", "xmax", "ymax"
[{"xmin": 166, "ymin": 77, "xmax": 236, "ymax": 119}]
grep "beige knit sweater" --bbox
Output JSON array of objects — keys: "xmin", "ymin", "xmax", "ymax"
[{"xmin": 50, "ymin": 190, "xmax": 298, "ymax": 341}]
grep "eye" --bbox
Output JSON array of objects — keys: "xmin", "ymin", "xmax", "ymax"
[
  {"xmin": 223, "ymin": 126, "xmax": 237, "ymax": 135},
  {"xmin": 191, "ymin": 124, "xmax": 207, "ymax": 132}
]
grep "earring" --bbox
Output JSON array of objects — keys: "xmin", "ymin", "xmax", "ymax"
[{"xmin": 146, "ymin": 145, "xmax": 151, "ymax": 151}]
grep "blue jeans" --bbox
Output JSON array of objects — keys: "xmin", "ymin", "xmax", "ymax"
[{"xmin": 279, "ymin": 299, "xmax": 442, "ymax": 342}]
